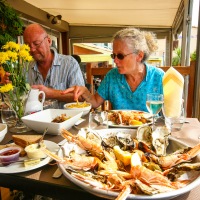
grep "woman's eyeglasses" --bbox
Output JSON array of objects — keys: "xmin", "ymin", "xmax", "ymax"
[{"xmin": 110, "ymin": 52, "xmax": 134, "ymax": 60}]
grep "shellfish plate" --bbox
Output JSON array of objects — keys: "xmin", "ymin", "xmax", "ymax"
[
  {"xmin": 107, "ymin": 110, "xmax": 152, "ymax": 128},
  {"xmin": 58, "ymin": 128, "xmax": 200, "ymax": 200}
]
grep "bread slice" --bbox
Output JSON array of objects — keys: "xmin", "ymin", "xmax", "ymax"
[{"xmin": 12, "ymin": 135, "xmax": 42, "ymax": 148}]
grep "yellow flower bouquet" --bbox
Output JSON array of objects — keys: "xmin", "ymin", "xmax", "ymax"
[{"xmin": 0, "ymin": 41, "xmax": 33, "ymax": 132}]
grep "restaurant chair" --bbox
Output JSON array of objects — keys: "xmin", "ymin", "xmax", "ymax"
[
  {"xmin": 159, "ymin": 61, "xmax": 196, "ymax": 118},
  {"xmin": 86, "ymin": 62, "xmax": 113, "ymax": 110}
]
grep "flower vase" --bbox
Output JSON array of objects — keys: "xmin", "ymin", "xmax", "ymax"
[
  {"xmin": 0, "ymin": 41, "xmax": 33, "ymax": 133},
  {"xmin": 10, "ymin": 118, "xmax": 31, "ymax": 133},
  {"xmin": 4, "ymin": 89, "xmax": 31, "ymax": 133}
]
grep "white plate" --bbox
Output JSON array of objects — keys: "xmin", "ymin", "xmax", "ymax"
[
  {"xmin": 108, "ymin": 110, "xmax": 152, "ymax": 128},
  {"xmin": 0, "ymin": 140, "xmax": 59, "ymax": 173},
  {"xmin": 58, "ymin": 129, "xmax": 200, "ymax": 200}
]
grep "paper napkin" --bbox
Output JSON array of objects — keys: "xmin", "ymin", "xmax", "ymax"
[{"xmin": 163, "ymin": 67, "xmax": 184, "ymax": 117}]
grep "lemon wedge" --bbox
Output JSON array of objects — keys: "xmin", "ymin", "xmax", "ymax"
[
  {"xmin": 129, "ymin": 119, "xmax": 143, "ymax": 125},
  {"xmin": 113, "ymin": 145, "xmax": 132, "ymax": 166}
]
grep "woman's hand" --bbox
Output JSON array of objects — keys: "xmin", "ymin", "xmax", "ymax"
[
  {"xmin": 61, "ymin": 86, "xmax": 88, "ymax": 101},
  {"xmin": 61, "ymin": 85, "xmax": 104, "ymax": 108}
]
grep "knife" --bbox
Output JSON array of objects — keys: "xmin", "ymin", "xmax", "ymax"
[
  {"xmin": 52, "ymin": 142, "xmax": 65, "ymax": 178},
  {"xmin": 0, "ymin": 158, "xmax": 44, "ymax": 166},
  {"xmin": 58, "ymin": 139, "xmax": 66, "ymax": 146},
  {"xmin": 52, "ymin": 167, "xmax": 62, "ymax": 178}
]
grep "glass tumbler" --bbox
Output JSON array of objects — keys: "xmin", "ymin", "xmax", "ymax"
[
  {"xmin": 1, "ymin": 104, "xmax": 17, "ymax": 128},
  {"xmin": 163, "ymin": 104, "xmax": 185, "ymax": 132},
  {"xmin": 89, "ymin": 110, "xmax": 108, "ymax": 130}
]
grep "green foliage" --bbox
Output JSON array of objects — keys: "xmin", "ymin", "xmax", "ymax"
[
  {"xmin": 190, "ymin": 51, "xmax": 196, "ymax": 61},
  {"xmin": 172, "ymin": 48, "xmax": 181, "ymax": 66},
  {"xmin": 0, "ymin": 0, "xmax": 24, "ymax": 48}
]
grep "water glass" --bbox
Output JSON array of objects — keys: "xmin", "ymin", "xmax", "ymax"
[
  {"xmin": 89, "ymin": 111, "xmax": 108, "ymax": 130},
  {"xmin": 1, "ymin": 106, "xmax": 17, "ymax": 127},
  {"xmin": 163, "ymin": 105, "xmax": 185, "ymax": 132}
]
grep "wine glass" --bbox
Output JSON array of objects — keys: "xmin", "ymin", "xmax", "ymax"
[{"xmin": 146, "ymin": 93, "xmax": 164, "ymax": 129}]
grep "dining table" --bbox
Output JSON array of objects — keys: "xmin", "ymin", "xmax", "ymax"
[{"xmin": 0, "ymin": 115, "xmax": 200, "ymax": 200}]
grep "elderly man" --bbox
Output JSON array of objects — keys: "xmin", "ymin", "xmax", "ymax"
[{"xmin": 4, "ymin": 23, "xmax": 85, "ymax": 108}]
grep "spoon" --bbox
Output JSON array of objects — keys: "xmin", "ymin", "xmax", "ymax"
[{"xmin": 37, "ymin": 127, "xmax": 48, "ymax": 148}]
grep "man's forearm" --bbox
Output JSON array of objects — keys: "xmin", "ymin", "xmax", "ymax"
[{"xmin": 47, "ymin": 88, "xmax": 75, "ymax": 102}]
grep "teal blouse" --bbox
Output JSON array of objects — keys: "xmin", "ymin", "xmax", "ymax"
[{"xmin": 97, "ymin": 64, "xmax": 164, "ymax": 112}]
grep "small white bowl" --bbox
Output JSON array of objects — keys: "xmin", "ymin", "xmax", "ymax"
[
  {"xmin": 0, "ymin": 123, "xmax": 8, "ymax": 143},
  {"xmin": 64, "ymin": 102, "xmax": 92, "ymax": 117},
  {"xmin": 25, "ymin": 143, "xmax": 47, "ymax": 159},
  {"xmin": 0, "ymin": 146, "xmax": 21, "ymax": 166}
]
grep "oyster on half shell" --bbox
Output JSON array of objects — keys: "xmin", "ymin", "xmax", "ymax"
[
  {"xmin": 152, "ymin": 126, "xmax": 170, "ymax": 156},
  {"xmin": 78, "ymin": 128, "xmax": 102, "ymax": 146},
  {"xmin": 102, "ymin": 133, "xmax": 119, "ymax": 148},
  {"xmin": 117, "ymin": 132, "xmax": 134, "ymax": 150},
  {"xmin": 136, "ymin": 125, "xmax": 152, "ymax": 147},
  {"xmin": 136, "ymin": 125, "xmax": 170, "ymax": 156}
]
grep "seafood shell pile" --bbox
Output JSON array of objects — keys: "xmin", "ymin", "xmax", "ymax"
[{"xmin": 42, "ymin": 126, "xmax": 200, "ymax": 200}]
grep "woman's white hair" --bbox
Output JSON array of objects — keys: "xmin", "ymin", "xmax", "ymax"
[{"xmin": 112, "ymin": 27, "xmax": 158, "ymax": 62}]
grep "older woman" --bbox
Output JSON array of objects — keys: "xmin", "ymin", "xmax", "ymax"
[{"xmin": 62, "ymin": 27, "xmax": 164, "ymax": 112}]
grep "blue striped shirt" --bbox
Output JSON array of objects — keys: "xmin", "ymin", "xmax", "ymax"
[{"xmin": 28, "ymin": 48, "xmax": 85, "ymax": 108}]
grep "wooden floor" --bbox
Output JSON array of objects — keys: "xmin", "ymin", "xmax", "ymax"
[
  {"xmin": 0, "ymin": 187, "xmax": 56, "ymax": 200},
  {"xmin": 0, "ymin": 187, "xmax": 15, "ymax": 200}
]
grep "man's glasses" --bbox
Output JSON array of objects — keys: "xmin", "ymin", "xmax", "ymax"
[
  {"xmin": 29, "ymin": 36, "xmax": 48, "ymax": 49},
  {"xmin": 110, "ymin": 52, "xmax": 134, "ymax": 60}
]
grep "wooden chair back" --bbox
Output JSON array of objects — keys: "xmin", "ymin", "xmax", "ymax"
[
  {"xmin": 86, "ymin": 63, "xmax": 113, "ymax": 94},
  {"xmin": 86, "ymin": 62, "xmax": 113, "ymax": 110},
  {"xmin": 86, "ymin": 61, "xmax": 196, "ymax": 116},
  {"xmin": 158, "ymin": 61, "xmax": 196, "ymax": 117}
]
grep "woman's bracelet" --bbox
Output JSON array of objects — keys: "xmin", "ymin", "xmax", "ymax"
[{"xmin": 81, "ymin": 92, "xmax": 92, "ymax": 102}]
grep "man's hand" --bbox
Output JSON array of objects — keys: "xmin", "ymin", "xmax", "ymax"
[
  {"xmin": 0, "ymin": 72, "xmax": 11, "ymax": 84},
  {"xmin": 31, "ymin": 85, "xmax": 53, "ymax": 98},
  {"xmin": 31, "ymin": 85, "xmax": 75, "ymax": 103}
]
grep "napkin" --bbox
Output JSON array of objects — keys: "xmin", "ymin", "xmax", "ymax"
[{"xmin": 163, "ymin": 67, "xmax": 184, "ymax": 117}]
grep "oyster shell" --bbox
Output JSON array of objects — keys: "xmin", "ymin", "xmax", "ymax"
[
  {"xmin": 86, "ymin": 131, "xmax": 102, "ymax": 146},
  {"xmin": 78, "ymin": 128, "xmax": 102, "ymax": 145},
  {"xmin": 102, "ymin": 135, "xmax": 119, "ymax": 148},
  {"xmin": 152, "ymin": 126, "xmax": 170, "ymax": 156},
  {"xmin": 136, "ymin": 125, "xmax": 170, "ymax": 156},
  {"xmin": 116, "ymin": 132, "xmax": 134, "ymax": 150},
  {"xmin": 136, "ymin": 125, "xmax": 152, "ymax": 147},
  {"xmin": 102, "ymin": 131, "xmax": 135, "ymax": 149}
]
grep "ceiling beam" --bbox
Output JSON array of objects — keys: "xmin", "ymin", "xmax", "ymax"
[{"xmin": 6, "ymin": 0, "xmax": 69, "ymax": 32}]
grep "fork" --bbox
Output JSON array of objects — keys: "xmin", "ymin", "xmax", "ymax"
[{"xmin": 37, "ymin": 127, "xmax": 48, "ymax": 148}]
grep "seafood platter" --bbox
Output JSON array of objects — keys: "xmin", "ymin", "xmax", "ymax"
[
  {"xmin": 107, "ymin": 110, "xmax": 152, "ymax": 128},
  {"xmin": 42, "ymin": 126, "xmax": 200, "ymax": 200}
]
